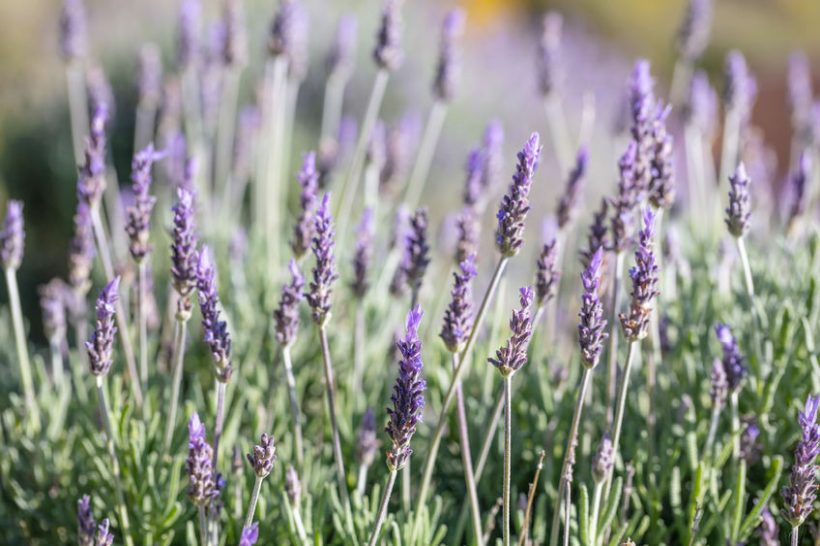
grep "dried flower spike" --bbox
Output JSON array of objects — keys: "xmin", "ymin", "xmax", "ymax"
[
  {"xmin": 196, "ymin": 248, "xmax": 232, "ymax": 383},
  {"xmin": 306, "ymin": 193, "xmax": 338, "ymax": 326},
  {"xmin": 1, "ymin": 200, "xmax": 24, "ymax": 271},
  {"xmin": 247, "ymin": 433, "xmax": 276, "ymax": 478},
  {"xmin": 535, "ymin": 239, "xmax": 560, "ymax": 306},
  {"xmin": 782, "ymin": 395, "xmax": 820, "ymax": 528},
  {"xmin": 496, "ymin": 133, "xmax": 541, "ymax": 257},
  {"xmin": 489, "ymin": 286, "xmax": 535, "ymax": 376},
  {"xmin": 386, "ymin": 305, "xmax": 426, "ymax": 471},
  {"xmin": 725, "ymin": 162, "xmax": 751, "ymax": 238},
  {"xmin": 125, "ymin": 144, "xmax": 164, "ymax": 262},
  {"xmin": 440, "ymin": 254, "xmax": 477, "ymax": 353},
  {"xmin": 85, "ymin": 277, "xmax": 120, "ymax": 377},
  {"xmin": 619, "ymin": 208, "xmax": 660, "ymax": 341},
  {"xmin": 274, "ymin": 259, "xmax": 305, "ymax": 347},
  {"xmin": 578, "ymin": 247, "xmax": 608, "ymax": 367}
]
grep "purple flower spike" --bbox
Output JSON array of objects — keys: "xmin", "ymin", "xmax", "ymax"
[
  {"xmin": 95, "ymin": 519, "xmax": 114, "ymax": 546},
  {"xmin": 537, "ymin": 13, "xmax": 563, "ymax": 96},
  {"xmin": 357, "ymin": 408, "xmax": 378, "ymax": 467},
  {"xmin": 126, "ymin": 144, "xmax": 164, "ymax": 262},
  {"xmin": 578, "ymin": 248, "xmax": 608, "ymax": 368},
  {"xmin": 77, "ymin": 104, "xmax": 109, "ymax": 207},
  {"xmin": 592, "ymin": 435, "xmax": 614, "ymax": 483},
  {"xmin": 724, "ymin": 51, "xmax": 757, "ymax": 123},
  {"xmin": 535, "ymin": 239, "xmax": 560, "ymax": 306},
  {"xmin": 69, "ymin": 202, "xmax": 95, "ymax": 298},
  {"xmin": 274, "ymin": 259, "xmax": 305, "ymax": 347},
  {"xmin": 648, "ymin": 105, "xmax": 675, "ymax": 210},
  {"xmin": 787, "ymin": 151, "xmax": 812, "ymax": 227},
  {"xmin": 496, "ymin": 133, "xmax": 541, "ymax": 257},
  {"xmin": 240, "ymin": 522, "xmax": 259, "ymax": 546},
  {"xmin": 78, "ymin": 495, "xmax": 96, "ymax": 546},
  {"xmin": 60, "ymin": 0, "xmax": 87, "ymax": 61},
  {"xmin": 138, "ymin": 44, "xmax": 163, "ymax": 106},
  {"xmin": 788, "ymin": 52, "xmax": 813, "ymax": 128},
  {"xmin": 187, "ymin": 412, "xmax": 216, "ymax": 506},
  {"xmin": 433, "ymin": 8, "xmax": 466, "ymax": 102},
  {"xmin": 306, "ymin": 193, "xmax": 338, "ymax": 326},
  {"xmin": 489, "ymin": 286, "xmax": 535, "ymax": 376},
  {"xmin": 463, "ymin": 147, "xmax": 485, "ymax": 207},
  {"xmin": 683, "ymin": 71, "xmax": 718, "ymax": 136},
  {"xmin": 326, "ymin": 15, "xmax": 357, "ymax": 77},
  {"xmin": 170, "ymin": 187, "xmax": 198, "ymax": 308},
  {"xmin": 222, "ymin": 0, "xmax": 248, "ymax": 67},
  {"xmin": 610, "ymin": 142, "xmax": 641, "ymax": 254},
  {"xmin": 440, "ymin": 254, "xmax": 477, "ymax": 352},
  {"xmin": 1, "ymin": 200, "xmax": 24, "ymax": 271},
  {"xmin": 373, "ymin": 0, "xmax": 403, "ymax": 71},
  {"xmin": 455, "ymin": 207, "xmax": 479, "ymax": 266},
  {"xmin": 782, "ymin": 395, "xmax": 820, "ymax": 528},
  {"xmin": 386, "ymin": 305, "xmax": 426, "ymax": 470},
  {"xmin": 285, "ymin": 465, "xmax": 302, "ymax": 506},
  {"xmin": 39, "ymin": 279, "xmax": 67, "ymax": 344},
  {"xmin": 291, "ymin": 152, "xmax": 319, "ymax": 258},
  {"xmin": 481, "ymin": 120, "xmax": 504, "ymax": 195},
  {"xmin": 86, "ymin": 277, "xmax": 120, "ymax": 377},
  {"xmin": 196, "ymin": 248, "xmax": 232, "ymax": 383},
  {"xmin": 351, "ymin": 208, "xmax": 375, "ymax": 299},
  {"xmin": 620, "ymin": 208, "xmax": 659, "ymax": 342},
  {"xmin": 177, "ymin": 0, "xmax": 202, "ymax": 70},
  {"xmin": 247, "ymin": 433, "xmax": 276, "ymax": 478},
  {"xmin": 581, "ymin": 198, "xmax": 609, "ymax": 268},
  {"xmin": 404, "ymin": 208, "xmax": 431, "ymax": 295},
  {"xmin": 725, "ymin": 162, "xmax": 751, "ymax": 238},
  {"xmin": 676, "ymin": 0, "xmax": 711, "ymax": 61},
  {"xmin": 758, "ymin": 508, "xmax": 778, "ymax": 546},
  {"xmin": 715, "ymin": 323, "xmax": 747, "ymax": 391},
  {"xmin": 557, "ymin": 147, "xmax": 588, "ymax": 229},
  {"xmin": 709, "ymin": 358, "xmax": 728, "ymax": 410}
]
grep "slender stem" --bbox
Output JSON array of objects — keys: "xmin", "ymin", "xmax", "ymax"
[
  {"xmin": 562, "ymin": 480, "xmax": 571, "ymax": 546},
  {"xmin": 282, "ymin": 345, "xmax": 305, "ymax": 467},
  {"xmin": 544, "ymin": 92, "xmax": 573, "ymax": 175},
  {"xmin": 280, "ymin": 79, "xmax": 301, "ymax": 219},
  {"xmin": 454, "ymin": 352, "xmax": 484, "ymax": 546},
  {"xmin": 353, "ymin": 304, "xmax": 366, "ymax": 399},
  {"xmin": 336, "ymin": 70, "xmax": 389, "ymax": 235},
  {"xmin": 244, "ymin": 475, "xmax": 263, "ymax": 528},
  {"xmin": 198, "ymin": 505, "xmax": 208, "ymax": 546},
  {"xmin": 265, "ymin": 57, "xmax": 289, "ymax": 271},
  {"xmin": 366, "ymin": 469, "xmax": 398, "ymax": 546},
  {"xmin": 163, "ymin": 316, "xmax": 189, "ymax": 453},
  {"xmin": 318, "ymin": 325, "xmax": 351, "ymax": 509},
  {"xmin": 96, "ymin": 377, "xmax": 134, "ymax": 546},
  {"xmin": 214, "ymin": 67, "xmax": 241, "ymax": 223},
  {"xmin": 320, "ymin": 71, "xmax": 348, "ymax": 142},
  {"xmin": 718, "ymin": 109, "xmax": 741, "ymax": 203},
  {"xmin": 503, "ymin": 374, "xmax": 513, "ymax": 546},
  {"xmin": 413, "ymin": 257, "xmax": 509, "ymax": 537},
  {"xmin": 519, "ymin": 450, "xmax": 546, "ymax": 546},
  {"xmin": 684, "ymin": 124, "xmax": 708, "ymax": 237},
  {"xmin": 402, "ymin": 460, "xmax": 411, "ymax": 513},
  {"xmin": 549, "ymin": 368, "xmax": 593, "ymax": 546},
  {"xmin": 356, "ymin": 463, "xmax": 371, "ymax": 499},
  {"xmin": 213, "ymin": 380, "xmax": 227, "ymax": 469},
  {"xmin": 292, "ymin": 504, "xmax": 309, "ymax": 543},
  {"xmin": 66, "ymin": 62, "xmax": 89, "ymax": 166},
  {"xmin": 603, "ymin": 341, "xmax": 638, "ymax": 508},
  {"xmin": 735, "ymin": 237, "xmax": 755, "ymax": 298},
  {"xmin": 730, "ymin": 391, "xmax": 740, "ymax": 462},
  {"xmin": 5, "ymin": 269, "xmax": 38, "ymax": 424},
  {"xmin": 704, "ymin": 401, "xmax": 722, "ymax": 462},
  {"xmin": 402, "ymin": 100, "xmax": 448, "ymax": 209},
  {"xmin": 476, "ymin": 393, "xmax": 504, "ymax": 480},
  {"xmin": 90, "ymin": 206, "xmax": 143, "ymax": 408},
  {"xmin": 50, "ymin": 337, "xmax": 64, "ymax": 387},
  {"xmin": 138, "ymin": 261, "xmax": 148, "ymax": 390},
  {"xmin": 605, "ymin": 252, "xmax": 625, "ymax": 426},
  {"xmin": 589, "ymin": 480, "xmax": 604, "ymax": 546},
  {"xmin": 791, "ymin": 525, "xmax": 800, "ymax": 546}
]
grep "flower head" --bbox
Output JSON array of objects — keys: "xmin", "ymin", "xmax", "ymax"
[
  {"xmin": 725, "ymin": 162, "xmax": 752, "ymax": 238},
  {"xmin": 788, "ymin": 52, "xmax": 813, "ymax": 130},
  {"xmin": 373, "ymin": 0, "xmax": 403, "ymax": 71},
  {"xmin": 68, "ymin": 202, "xmax": 95, "ymax": 300},
  {"xmin": 724, "ymin": 50, "xmax": 757, "ymax": 124},
  {"xmin": 357, "ymin": 408, "xmax": 378, "ymax": 467},
  {"xmin": 125, "ymin": 144, "xmax": 164, "ymax": 262},
  {"xmin": 535, "ymin": 238, "xmax": 560, "ymax": 306},
  {"xmin": 709, "ymin": 358, "xmax": 728, "ymax": 410},
  {"xmin": 481, "ymin": 120, "xmax": 504, "ymax": 196},
  {"xmin": 222, "ymin": 0, "xmax": 248, "ymax": 67},
  {"xmin": 787, "ymin": 151, "xmax": 811, "ymax": 228},
  {"xmin": 433, "ymin": 8, "xmax": 465, "ymax": 102},
  {"xmin": 326, "ymin": 15, "xmax": 357, "ymax": 77},
  {"xmin": 440, "ymin": 254, "xmax": 477, "ymax": 352},
  {"xmin": 187, "ymin": 413, "xmax": 217, "ymax": 506},
  {"xmin": 196, "ymin": 248, "xmax": 232, "ymax": 383},
  {"xmin": 578, "ymin": 247, "xmax": 608, "ymax": 367},
  {"xmin": 537, "ymin": 13, "xmax": 562, "ymax": 96},
  {"xmin": 592, "ymin": 435, "xmax": 613, "ymax": 483},
  {"xmin": 489, "ymin": 286, "xmax": 535, "ymax": 376},
  {"xmin": 609, "ymin": 142, "xmax": 641, "ymax": 253},
  {"xmin": 285, "ymin": 465, "xmax": 302, "ymax": 506},
  {"xmin": 676, "ymin": 0, "xmax": 711, "ymax": 61},
  {"xmin": 648, "ymin": 104, "xmax": 675, "ymax": 210},
  {"xmin": 95, "ymin": 519, "xmax": 114, "ymax": 546},
  {"xmin": 386, "ymin": 305, "xmax": 426, "ymax": 470},
  {"xmin": 556, "ymin": 147, "xmax": 587, "ymax": 229},
  {"xmin": 496, "ymin": 133, "xmax": 541, "ymax": 257},
  {"xmin": 39, "ymin": 279, "xmax": 67, "ymax": 344},
  {"xmin": 60, "ymin": 0, "xmax": 87, "ymax": 61},
  {"xmin": 291, "ymin": 152, "xmax": 319, "ymax": 258},
  {"xmin": 782, "ymin": 395, "xmax": 820, "ymax": 528},
  {"xmin": 77, "ymin": 495, "xmax": 96, "ymax": 546},
  {"xmin": 683, "ymin": 70, "xmax": 718, "ymax": 136},
  {"xmin": 239, "ymin": 522, "xmax": 259, "ymax": 546},
  {"xmin": 463, "ymin": 147, "xmax": 485, "ymax": 208},
  {"xmin": 274, "ymin": 259, "xmax": 305, "ymax": 347},
  {"xmin": 758, "ymin": 508, "xmax": 779, "ymax": 546},
  {"xmin": 1, "ymin": 200, "xmax": 24, "ymax": 271},
  {"xmin": 171, "ymin": 187, "xmax": 198, "ymax": 307},
  {"xmin": 455, "ymin": 207, "xmax": 479, "ymax": 266},
  {"xmin": 580, "ymin": 198, "xmax": 609, "ymax": 268},
  {"xmin": 394, "ymin": 208, "xmax": 430, "ymax": 298},
  {"xmin": 715, "ymin": 323, "xmax": 747, "ymax": 391},
  {"xmin": 351, "ymin": 208, "xmax": 375, "ymax": 299},
  {"xmin": 76, "ymin": 104, "xmax": 109, "ymax": 207},
  {"xmin": 246, "ymin": 433, "xmax": 276, "ymax": 478},
  {"xmin": 177, "ymin": 0, "xmax": 202, "ymax": 69},
  {"xmin": 620, "ymin": 208, "xmax": 659, "ymax": 341},
  {"xmin": 86, "ymin": 277, "xmax": 120, "ymax": 377},
  {"xmin": 306, "ymin": 193, "xmax": 338, "ymax": 326}
]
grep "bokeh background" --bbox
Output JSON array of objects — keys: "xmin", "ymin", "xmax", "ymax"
[{"xmin": 1, "ymin": 0, "xmax": 819, "ymax": 337}]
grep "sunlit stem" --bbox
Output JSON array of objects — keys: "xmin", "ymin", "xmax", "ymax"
[
  {"xmin": 244, "ymin": 475, "xmax": 263, "ymax": 529},
  {"xmin": 602, "ymin": 340, "xmax": 638, "ymax": 511},
  {"xmin": 5, "ymin": 268, "xmax": 38, "ymax": 425},
  {"xmin": 605, "ymin": 252, "xmax": 625, "ymax": 426},
  {"xmin": 502, "ymin": 374, "xmax": 513, "ymax": 546},
  {"xmin": 212, "ymin": 380, "xmax": 227, "ymax": 470},
  {"xmin": 137, "ymin": 261, "xmax": 149, "ymax": 390},
  {"xmin": 282, "ymin": 344, "xmax": 304, "ymax": 467},
  {"xmin": 318, "ymin": 324, "xmax": 351, "ymax": 511},
  {"xmin": 366, "ymin": 469, "xmax": 398, "ymax": 546},
  {"xmin": 402, "ymin": 100, "xmax": 448, "ymax": 209},
  {"xmin": 453, "ymin": 351, "xmax": 484, "ymax": 546},
  {"xmin": 163, "ymin": 314, "xmax": 189, "ymax": 453}
]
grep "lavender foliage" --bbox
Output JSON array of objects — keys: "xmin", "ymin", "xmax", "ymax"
[
  {"xmin": 496, "ymin": 133, "xmax": 541, "ymax": 257},
  {"xmin": 489, "ymin": 286, "xmax": 535, "ymax": 376}
]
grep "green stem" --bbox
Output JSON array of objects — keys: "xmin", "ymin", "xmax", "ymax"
[
  {"xmin": 503, "ymin": 374, "xmax": 513, "ymax": 546},
  {"xmin": 791, "ymin": 525, "xmax": 799, "ymax": 546},
  {"xmin": 588, "ymin": 480, "xmax": 604, "ymax": 546},
  {"xmin": 356, "ymin": 462, "xmax": 371, "ymax": 499},
  {"xmin": 163, "ymin": 315, "xmax": 188, "ymax": 454},
  {"xmin": 244, "ymin": 475, "xmax": 263, "ymax": 528},
  {"xmin": 138, "ymin": 261, "xmax": 148, "ymax": 390},
  {"xmin": 5, "ymin": 269, "xmax": 38, "ymax": 425},
  {"xmin": 96, "ymin": 376, "xmax": 134, "ymax": 546},
  {"xmin": 198, "ymin": 505, "xmax": 208, "ymax": 546},
  {"xmin": 320, "ymin": 70, "xmax": 349, "ymax": 142},
  {"xmin": 402, "ymin": 100, "xmax": 448, "ymax": 209},
  {"xmin": 736, "ymin": 236, "xmax": 755, "ymax": 299},
  {"xmin": 453, "ymin": 352, "xmax": 484, "ymax": 546},
  {"xmin": 293, "ymin": 504, "xmax": 308, "ymax": 543},
  {"xmin": 50, "ymin": 337, "xmax": 64, "ymax": 387},
  {"xmin": 282, "ymin": 345, "xmax": 304, "ymax": 468},
  {"xmin": 605, "ymin": 252, "xmax": 625, "ymax": 426},
  {"xmin": 518, "ymin": 450, "xmax": 546, "ymax": 546},
  {"xmin": 318, "ymin": 325, "xmax": 351, "ymax": 510},
  {"xmin": 353, "ymin": 304, "xmax": 366, "ymax": 406},
  {"xmin": 602, "ymin": 341, "xmax": 638, "ymax": 511},
  {"xmin": 366, "ymin": 469, "xmax": 398, "ymax": 546},
  {"xmin": 730, "ymin": 391, "xmax": 740, "ymax": 462},
  {"xmin": 212, "ymin": 380, "xmax": 227, "ymax": 469}
]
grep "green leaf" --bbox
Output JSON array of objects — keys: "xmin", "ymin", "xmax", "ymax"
[{"xmin": 738, "ymin": 456, "xmax": 783, "ymax": 540}]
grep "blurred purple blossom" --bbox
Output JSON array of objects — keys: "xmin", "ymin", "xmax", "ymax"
[
  {"xmin": 373, "ymin": 0, "xmax": 403, "ymax": 71},
  {"xmin": 536, "ymin": 13, "xmax": 562, "ymax": 96},
  {"xmin": 291, "ymin": 152, "xmax": 319, "ymax": 258},
  {"xmin": 556, "ymin": 147, "xmax": 587, "ymax": 229},
  {"xmin": 1, "ymin": 200, "xmax": 24, "ymax": 271},
  {"xmin": 187, "ymin": 412, "xmax": 217, "ymax": 506},
  {"xmin": 274, "ymin": 259, "xmax": 305, "ymax": 347},
  {"xmin": 433, "ymin": 8, "xmax": 465, "ymax": 102}
]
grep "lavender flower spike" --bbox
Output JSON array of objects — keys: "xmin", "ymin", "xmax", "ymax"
[
  {"xmin": 481, "ymin": 120, "xmax": 504, "ymax": 195},
  {"xmin": 463, "ymin": 147, "xmax": 485, "ymax": 207},
  {"xmin": 78, "ymin": 495, "xmax": 96, "ymax": 546},
  {"xmin": 40, "ymin": 279, "xmax": 67, "ymax": 344},
  {"xmin": 176, "ymin": 0, "xmax": 202, "ymax": 70},
  {"xmin": 724, "ymin": 50, "xmax": 757, "ymax": 123},
  {"xmin": 433, "ymin": 8, "xmax": 466, "ymax": 102},
  {"xmin": 787, "ymin": 151, "xmax": 811, "ymax": 228},
  {"xmin": 306, "ymin": 193, "xmax": 338, "ymax": 326},
  {"xmin": 619, "ymin": 208, "xmax": 659, "ymax": 342},
  {"xmin": 187, "ymin": 412, "xmax": 216, "ymax": 506},
  {"xmin": 351, "ymin": 208, "xmax": 375, "ymax": 299},
  {"xmin": 455, "ymin": 207, "xmax": 479, "ymax": 266},
  {"xmin": 404, "ymin": 208, "xmax": 430, "ymax": 296},
  {"xmin": 496, "ymin": 133, "xmax": 541, "ymax": 257},
  {"xmin": 60, "ymin": 0, "xmax": 87, "ymax": 61},
  {"xmin": 170, "ymin": 187, "xmax": 198, "ymax": 311},
  {"xmin": 709, "ymin": 358, "xmax": 728, "ymax": 410},
  {"xmin": 535, "ymin": 239, "xmax": 560, "ymax": 306},
  {"xmin": 239, "ymin": 522, "xmax": 259, "ymax": 546},
  {"xmin": 95, "ymin": 519, "xmax": 114, "ymax": 546},
  {"xmin": 715, "ymin": 323, "xmax": 747, "ymax": 391},
  {"xmin": 648, "ymin": 104, "xmax": 675, "ymax": 210},
  {"xmin": 440, "ymin": 254, "xmax": 477, "ymax": 352},
  {"xmin": 373, "ymin": 0, "xmax": 403, "ymax": 72},
  {"xmin": 676, "ymin": 0, "xmax": 711, "ymax": 61},
  {"xmin": 537, "ymin": 12, "xmax": 563, "ymax": 96},
  {"xmin": 782, "ymin": 395, "xmax": 820, "ymax": 528},
  {"xmin": 357, "ymin": 408, "xmax": 378, "ymax": 467},
  {"xmin": 581, "ymin": 198, "xmax": 608, "ymax": 268},
  {"xmin": 1, "ymin": 200, "xmax": 24, "ymax": 271},
  {"xmin": 326, "ymin": 15, "xmax": 357, "ymax": 77},
  {"xmin": 592, "ymin": 435, "xmax": 614, "ymax": 483},
  {"xmin": 291, "ymin": 152, "xmax": 319, "ymax": 258},
  {"xmin": 725, "ymin": 162, "xmax": 751, "ymax": 238},
  {"xmin": 137, "ymin": 44, "xmax": 163, "ymax": 107},
  {"xmin": 196, "ymin": 248, "xmax": 232, "ymax": 383},
  {"xmin": 578, "ymin": 247, "xmax": 608, "ymax": 367},
  {"xmin": 556, "ymin": 147, "xmax": 588, "ymax": 229},
  {"xmin": 247, "ymin": 433, "xmax": 276, "ymax": 478},
  {"xmin": 274, "ymin": 259, "xmax": 305, "ymax": 347},
  {"xmin": 85, "ymin": 277, "xmax": 120, "ymax": 377},
  {"xmin": 489, "ymin": 286, "xmax": 536, "ymax": 376},
  {"xmin": 386, "ymin": 305, "xmax": 426, "ymax": 471},
  {"xmin": 125, "ymin": 144, "xmax": 164, "ymax": 262},
  {"xmin": 758, "ymin": 508, "xmax": 779, "ymax": 546}
]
